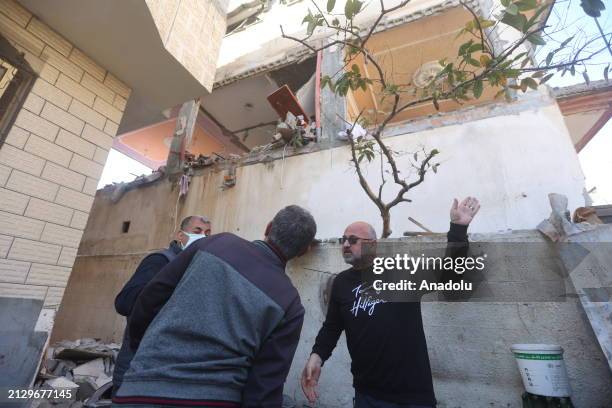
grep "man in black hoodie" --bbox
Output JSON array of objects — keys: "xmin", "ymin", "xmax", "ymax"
[
  {"xmin": 111, "ymin": 215, "xmax": 212, "ymax": 396},
  {"xmin": 301, "ymin": 197, "xmax": 480, "ymax": 408}
]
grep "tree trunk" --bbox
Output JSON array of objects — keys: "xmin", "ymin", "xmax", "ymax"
[{"xmin": 381, "ymin": 209, "xmax": 391, "ymax": 238}]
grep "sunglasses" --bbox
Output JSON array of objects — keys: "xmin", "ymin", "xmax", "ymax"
[{"xmin": 339, "ymin": 235, "xmax": 373, "ymax": 245}]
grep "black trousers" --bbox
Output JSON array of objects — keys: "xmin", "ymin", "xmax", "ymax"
[{"xmin": 354, "ymin": 391, "xmax": 434, "ymax": 408}]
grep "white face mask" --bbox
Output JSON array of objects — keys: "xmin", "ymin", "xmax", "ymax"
[{"xmin": 181, "ymin": 231, "xmax": 207, "ymax": 249}]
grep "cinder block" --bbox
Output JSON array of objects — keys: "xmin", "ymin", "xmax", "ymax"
[
  {"xmin": 58, "ymin": 246, "xmax": 78, "ymax": 267},
  {"xmin": 70, "ymin": 210, "xmax": 89, "ymax": 229},
  {"xmin": 69, "ymin": 154, "xmax": 103, "ymax": 179},
  {"xmin": 40, "ymin": 223, "xmax": 83, "ymax": 248},
  {"xmin": 103, "ymin": 73, "xmax": 131, "ymax": 98},
  {"xmin": 23, "ymin": 92, "xmax": 45, "ymax": 115},
  {"xmin": 8, "ymin": 237, "xmax": 61, "ymax": 264},
  {"xmin": 26, "ymin": 18, "xmax": 72, "ymax": 57},
  {"xmin": 41, "ymin": 103, "xmax": 85, "ymax": 135},
  {"xmin": 41, "ymin": 46, "xmax": 83, "ymax": 82},
  {"xmin": 25, "ymin": 197, "xmax": 74, "ymax": 226},
  {"xmin": 4, "ymin": 126, "xmax": 29, "ymax": 149},
  {"xmin": 26, "ymin": 262, "xmax": 72, "ymax": 286},
  {"xmin": 20, "ymin": 47, "xmax": 60, "ymax": 83},
  {"xmin": 68, "ymin": 99, "xmax": 105, "ymax": 130},
  {"xmin": 56, "ymin": 74, "xmax": 95, "ymax": 107},
  {"xmin": 93, "ymin": 147, "xmax": 108, "ymax": 165},
  {"xmin": 0, "ymin": 211, "xmax": 45, "ymax": 240},
  {"xmin": 25, "ymin": 134, "xmax": 73, "ymax": 167},
  {"xmin": 0, "ymin": 282, "xmax": 46, "ymax": 300},
  {"xmin": 93, "ymin": 97, "xmax": 122, "ymax": 123},
  {"xmin": 32, "ymin": 78, "xmax": 71, "ymax": 110},
  {"xmin": 0, "ymin": 164, "xmax": 10, "ymax": 186},
  {"xmin": 55, "ymin": 186, "xmax": 94, "ymax": 212},
  {"xmin": 6, "ymin": 170, "xmax": 59, "ymax": 201},
  {"xmin": 82, "ymin": 177, "xmax": 98, "ymax": 196},
  {"xmin": 0, "ymin": 143, "xmax": 45, "ymax": 175},
  {"xmin": 44, "ymin": 286, "xmax": 65, "ymax": 307},
  {"xmin": 55, "ymin": 129, "xmax": 95, "ymax": 159},
  {"xmin": 0, "ymin": 259, "xmax": 31, "ymax": 284},
  {"xmin": 81, "ymin": 73, "xmax": 115, "ymax": 104},
  {"xmin": 103, "ymin": 120, "xmax": 119, "ymax": 137},
  {"xmin": 0, "ymin": 187, "xmax": 29, "ymax": 215},
  {"xmin": 15, "ymin": 109, "xmax": 59, "ymax": 141},
  {"xmin": 81, "ymin": 124, "xmax": 113, "ymax": 149},
  {"xmin": 0, "ymin": 234, "xmax": 13, "ymax": 257},
  {"xmin": 0, "ymin": 0, "xmax": 32, "ymax": 27},
  {"xmin": 113, "ymin": 95, "xmax": 127, "ymax": 111},
  {"xmin": 0, "ymin": 12, "xmax": 44, "ymax": 55},
  {"xmin": 69, "ymin": 48, "xmax": 106, "ymax": 82}
]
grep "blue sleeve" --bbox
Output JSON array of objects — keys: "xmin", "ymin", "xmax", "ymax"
[{"xmin": 114, "ymin": 254, "xmax": 169, "ymax": 317}]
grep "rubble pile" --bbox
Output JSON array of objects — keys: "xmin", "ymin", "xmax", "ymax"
[{"xmin": 32, "ymin": 338, "xmax": 120, "ymax": 408}]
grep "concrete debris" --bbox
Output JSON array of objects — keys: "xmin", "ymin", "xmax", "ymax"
[
  {"xmin": 537, "ymin": 193, "xmax": 598, "ymax": 241},
  {"xmin": 34, "ymin": 339, "xmax": 118, "ymax": 406},
  {"xmin": 45, "ymin": 376, "xmax": 79, "ymax": 390},
  {"xmin": 572, "ymin": 206, "xmax": 603, "ymax": 224},
  {"xmin": 337, "ymin": 122, "xmax": 368, "ymax": 141}
]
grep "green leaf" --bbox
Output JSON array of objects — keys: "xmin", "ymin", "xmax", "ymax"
[
  {"xmin": 546, "ymin": 51, "xmax": 554, "ymax": 65},
  {"xmin": 433, "ymin": 97, "xmax": 440, "ymax": 111},
  {"xmin": 430, "ymin": 149, "xmax": 440, "ymax": 156},
  {"xmin": 583, "ymin": 71, "xmax": 590, "ymax": 85},
  {"xmin": 466, "ymin": 57, "xmax": 481, "ymax": 67},
  {"xmin": 531, "ymin": 71, "xmax": 545, "ymax": 78},
  {"xmin": 526, "ymin": 33, "xmax": 546, "ymax": 45},
  {"xmin": 468, "ymin": 43, "xmax": 483, "ymax": 53},
  {"xmin": 344, "ymin": 0, "xmax": 363, "ymax": 20},
  {"xmin": 473, "ymin": 79, "xmax": 484, "ymax": 98},
  {"xmin": 479, "ymin": 19, "xmax": 495, "ymax": 29},
  {"xmin": 413, "ymin": 152, "xmax": 418, "ymax": 161},
  {"xmin": 500, "ymin": 0, "xmax": 511, "ymax": 7},
  {"xmin": 352, "ymin": 64, "xmax": 360, "ymax": 73},
  {"xmin": 506, "ymin": 4, "xmax": 519, "ymax": 15},
  {"xmin": 522, "ymin": 77, "xmax": 538, "ymax": 90},
  {"xmin": 501, "ymin": 12, "xmax": 527, "ymax": 32},
  {"xmin": 539, "ymin": 73, "xmax": 554, "ymax": 84},
  {"xmin": 559, "ymin": 35, "xmax": 575, "ymax": 49},
  {"xmin": 515, "ymin": 0, "xmax": 538, "ymax": 12},
  {"xmin": 331, "ymin": 18, "xmax": 340, "ymax": 26},
  {"xmin": 327, "ymin": 0, "xmax": 336, "ymax": 12}
]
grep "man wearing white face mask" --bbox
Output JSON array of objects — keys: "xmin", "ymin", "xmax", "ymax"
[{"xmin": 111, "ymin": 215, "xmax": 211, "ymax": 396}]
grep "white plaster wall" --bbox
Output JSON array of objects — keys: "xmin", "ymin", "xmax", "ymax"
[
  {"xmin": 217, "ymin": 0, "xmax": 454, "ymax": 74},
  {"xmin": 186, "ymin": 101, "xmax": 586, "ymax": 239}
]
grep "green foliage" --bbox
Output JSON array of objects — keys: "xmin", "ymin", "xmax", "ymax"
[
  {"xmin": 319, "ymin": 65, "xmax": 372, "ymax": 96},
  {"xmin": 354, "ymin": 136, "xmax": 375, "ymax": 163}
]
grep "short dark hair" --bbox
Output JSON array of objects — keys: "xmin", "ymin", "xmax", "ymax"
[
  {"xmin": 180, "ymin": 215, "xmax": 210, "ymax": 231},
  {"xmin": 268, "ymin": 205, "xmax": 317, "ymax": 259}
]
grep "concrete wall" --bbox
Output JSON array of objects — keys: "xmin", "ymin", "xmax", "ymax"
[
  {"xmin": 282, "ymin": 233, "xmax": 611, "ymax": 408},
  {"xmin": 0, "ymin": 0, "xmax": 130, "ymax": 308},
  {"xmin": 53, "ymin": 226, "xmax": 612, "ymax": 406},
  {"xmin": 188, "ymin": 98, "xmax": 585, "ymax": 239}
]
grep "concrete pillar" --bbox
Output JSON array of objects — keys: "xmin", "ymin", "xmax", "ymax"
[{"xmin": 320, "ymin": 44, "xmax": 347, "ymax": 141}]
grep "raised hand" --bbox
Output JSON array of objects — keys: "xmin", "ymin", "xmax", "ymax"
[
  {"xmin": 301, "ymin": 353, "xmax": 322, "ymax": 403},
  {"xmin": 450, "ymin": 197, "xmax": 480, "ymax": 226}
]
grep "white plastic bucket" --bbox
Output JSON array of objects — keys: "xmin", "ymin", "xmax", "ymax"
[{"xmin": 511, "ymin": 344, "xmax": 571, "ymax": 397}]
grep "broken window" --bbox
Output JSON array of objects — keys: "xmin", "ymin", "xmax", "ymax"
[
  {"xmin": 225, "ymin": 0, "xmax": 270, "ymax": 35},
  {"xmin": 200, "ymin": 56, "xmax": 317, "ymax": 150},
  {"xmin": 0, "ymin": 34, "xmax": 36, "ymax": 147},
  {"xmin": 345, "ymin": 7, "xmax": 498, "ymax": 126}
]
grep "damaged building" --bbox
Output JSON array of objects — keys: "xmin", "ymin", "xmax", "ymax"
[{"xmin": 0, "ymin": 0, "xmax": 611, "ymax": 407}]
